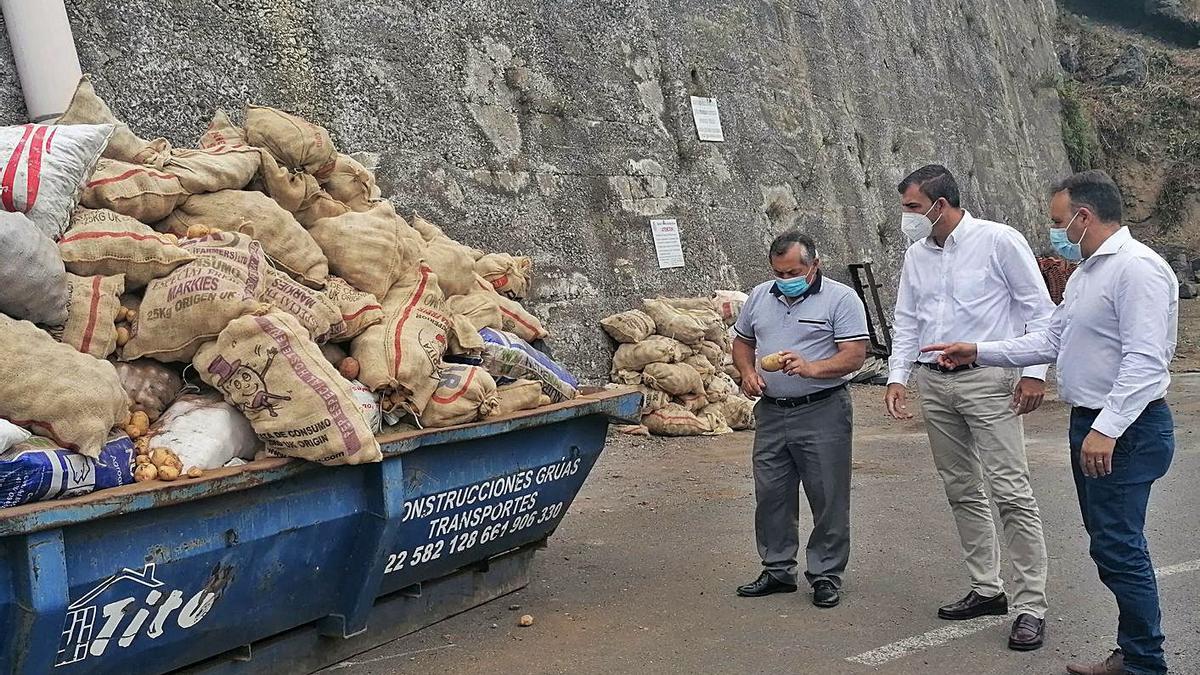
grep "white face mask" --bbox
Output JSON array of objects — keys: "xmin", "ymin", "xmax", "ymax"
[{"xmin": 900, "ymin": 202, "xmax": 942, "ymax": 241}]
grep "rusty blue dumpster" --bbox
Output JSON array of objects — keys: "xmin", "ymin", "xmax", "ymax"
[{"xmin": 0, "ymin": 388, "xmax": 640, "ymax": 674}]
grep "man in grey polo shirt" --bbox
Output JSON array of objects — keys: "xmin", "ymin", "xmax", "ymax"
[{"xmin": 732, "ymin": 230, "xmax": 869, "ymax": 608}]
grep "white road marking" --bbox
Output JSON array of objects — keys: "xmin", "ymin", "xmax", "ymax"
[{"xmin": 846, "ymin": 557, "xmax": 1200, "ymax": 667}]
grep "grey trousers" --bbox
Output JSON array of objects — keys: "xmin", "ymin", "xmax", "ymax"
[{"xmin": 752, "ymin": 388, "xmax": 853, "ymax": 588}]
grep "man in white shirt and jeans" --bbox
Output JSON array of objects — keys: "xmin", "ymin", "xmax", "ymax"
[
  {"xmin": 885, "ymin": 164, "xmax": 1054, "ymax": 651},
  {"xmin": 926, "ymin": 170, "xmax": 1177, "ymax": 675}
]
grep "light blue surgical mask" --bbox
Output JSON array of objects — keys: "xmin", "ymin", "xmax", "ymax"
[
  {"xmin": 1049, "ymin": 210, "xmax": 1085, "ymax": 262},
  {"xmin": 775, "ymin": 271, "xmax": 813, "ymax": 298}
]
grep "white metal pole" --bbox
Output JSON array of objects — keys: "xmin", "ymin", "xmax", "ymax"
[{"xmin": 0, "ymin": 0, "xmax": 82, "ymax": 121}]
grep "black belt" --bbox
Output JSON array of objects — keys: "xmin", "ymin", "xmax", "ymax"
[
  {"xmin": 1074, "ymin": 399, "xmax": 1166, "ymax": 415},
  {"xmin": 761, "ymin": 384, "xmax": 846, "ymax": 408},
  {"xmin": 919, "ymin": 361, "xmax": 980, "ymax": 374}
]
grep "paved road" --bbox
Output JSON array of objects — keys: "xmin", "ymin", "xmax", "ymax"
[{"xmin": 323, "ymin": 377, "xmax": 1200, "ymax": 675}]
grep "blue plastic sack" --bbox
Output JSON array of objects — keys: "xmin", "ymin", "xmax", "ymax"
[
  {"xmin": 478, "ymin": 328, "xmax": 578, "ymax": 402},
  {"xmin": 0, "ymin": 435, "xmax": 135, "ymax": 508}
]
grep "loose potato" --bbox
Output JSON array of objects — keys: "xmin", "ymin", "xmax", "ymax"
[
  {"xmin": 760, "ymin": 352, "xmax": 788, "ymax": 372},
  {"xmin": 187, "ymin": 467, "xmax": 203, "ymax": 479},
  {"xmin": 116, "ymin": 326, "xmax": 131, "ymax": 347},
  {"xmin": 135, "ymin": 455, "xmax": 151, "ymax": 466},
  {"xmin": 338, "ymin": 357, "xmax": 360, "ymax": 381},
  {"xmin": 158, "ymin": 465, "xmax": 181, "ymax": 481},
  {"xmin": 518, "ymin": 614, "xmax": 535, "ymax": 627},
  {"xmin": 186, "ymin": 224, "xmax": 212, "ymax": 239},
  {"xmin": 134, "ymin": 464, "xmax": 158, "ymax": 482},
  {"xmin": 537, "ymin": 395, "xmax": 552, "ymax": 407},
  {"xmin": 149, "ymin": 447, "xmax": 182, "ymax": 470}
]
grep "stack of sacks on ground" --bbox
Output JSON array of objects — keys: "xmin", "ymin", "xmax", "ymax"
[
  {"xmin": 0, "ymin": 73, "xmax": 574, "ymax": 504},
  {"xmin": 602, "ymin": 293, "xmax": 754, "ymax": 436}
]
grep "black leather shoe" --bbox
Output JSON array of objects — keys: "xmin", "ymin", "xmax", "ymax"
[
  {"xmin": 937, "ymin": 590, "xmax": 1008, "ymax": 620},
  {"xmin": 812, "ymin": 580, "xmax": 839, "ymax": 608},
  {"xmin": 1008, "ymin": 613, "xmax": 1045, "ymax": 651},
  {"xmin": 736, "ymin": 572, "xmax": 797, "ymax": 597}
]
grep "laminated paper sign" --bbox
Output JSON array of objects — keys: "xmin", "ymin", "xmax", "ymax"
[
  {"xmin": 689, "ymin": 96, "xmax": 724, "ymax": 142},
  {"xmin": 650, "ymin": 218, "xmax": 685, "ymax": 269}
]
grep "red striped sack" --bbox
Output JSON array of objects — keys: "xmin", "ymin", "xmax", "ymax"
[
  {"xmin": 0, "ymin": 313, "xmax": 128, "ymax": 458},
  {"xmin": 417, "ymin": 364, "xmax": 499, "ymax": 428},
  {"xmin": 60, "ymin": 208, "xmax": 193, "ymax": 288},
  {"xmin": 244, "ymin": 105, "xmax": 336, "ymax": 175},
  {"xmin": 81, "ymin": 158, "xmax": 187, "ymax": 223},
  {"xmin": 198, "ymin": 110, "xmax": 249, "ymax": 150},
  {"xmin": 322, "ymin": 276, "xmax": 384, "ymax": 341},
  {"xmin": 0, "ymin": 123, "xmax": 112, "ymax": 240},
  {"xmin": 350, "ymin": 263, "xmax": 451, "ymax": 416},
  {"xmin": 54, "ymin": 273, "xmax": 125, "ymax": 358},
  {"xmin": 469, "ymin": 274, "xmax": 548, "ymax": 342},
  {"xmin": 474, "ymin": 253, "xmax": 533, "ymax": 299}
]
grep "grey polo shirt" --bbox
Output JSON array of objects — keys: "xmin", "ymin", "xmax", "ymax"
[{"xmin": 734, "ymin": 274, "xmax": 870, "ymax": 397}]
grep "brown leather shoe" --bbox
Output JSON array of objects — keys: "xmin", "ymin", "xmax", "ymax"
[
  {"xmin": 1007, "ymin": 613, "xmax": 1044, "ymax": 651},
  {"xmin": 1066, "ymin": 649, "xmax": 1125, "ymax": 675}
]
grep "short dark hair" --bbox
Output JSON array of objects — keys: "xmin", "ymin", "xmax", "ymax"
[
  {"xmin": 898, "ymin": 164, "xmax": 961, "ymax": 208},
  {"xmin": 769, "ymin": 230, "xmax": 817, "ymax": 262},
  {"xmin": 1051, "ymin": 170, "xmax": 1123, "ymax": 224}
]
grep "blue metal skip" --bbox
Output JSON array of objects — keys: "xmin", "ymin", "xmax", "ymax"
[{"xmin": 0, "ymin": 389, "xmax": 641, "ymax": 675}]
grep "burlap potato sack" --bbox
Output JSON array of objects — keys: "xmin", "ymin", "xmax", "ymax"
[
  {"xmin": 600, "ymin": 309, "xmax": 655, "ymax": 344},
  {"xmin": 55, "ymin": 273, "xmax": 125, "ymax": 358},
  {"xmin": 309, "ymin": 202, "xmax": 416, "ymax": 299},
  {"xmin": 422, "ymin": 239, "xmax": 478, "ymax": 297},
  {"xmin": 60, "ymin": 208, "xmax": 193, "ymax": 288},
  {"xmin": 704, "ymin": 397, "xmax": 755, "ymax": 431},
  {"xmin": 447, "ymin": 314, "xmax": 485, "ymax": 357},
  {"xmin": 292, "ymin": 177, "xmax": 352, "ymax": 228},
  {"xmin": 637, "ymin": 385, "xmax": 671, "ymax": 414},
  {"xmin": 1, "ymin": 211, "xmax": 69, "ymax": 326},
  {"xmin": 418, "ymin": 364, "xmax": 499, "ymax": 428},
  {"xmin": 123, "ymin": 232, "xmax": 268, "ymax": 362},
  {"xmin": 350, "ymin": 263, "xmax": 451, "ymax": 417},
  {"xmin": 263, "ymin": 267, "xmax": 343, "ymax": 343},
  {"xmin": 611, "ymin": 369, "xmax": 643, "ymax": 386},
  {"xmin": 643, "ymin": 362, "xmax": 704, "ymax": 397},
  {"xmin": 193, "ymin": 310, "xmax": 381, "ymax": 465},
  {"xmin": 445, "ymin": 293, "xmax": 503, "ymax": 332},
  {"xmin": 642, "ymin": 404, "xmax": 714, "ymax": 437},
  {"xmin": 410, "ymin": 213, "xmax": 486, "ymax": 259},
  {"xmin": 0, "ymin": 313, "xmax": 128, "ymax": 458},
  {"xmin": 475, "ymin": 253, "xmax": 532, "ymax": 299},
  {"xmin": 162, "ymin": 145, "xmax": 261, "ymax": 194},
  {"xmin": 704, "ymin": 372, "xmax": 739, "ymax": 403},
  {"xmin": 322, "ymin": 276, "xmax": 384, "ymax": 341},
  {"xmin": 198, "ymin": 109, "xmax": 249, "ymax": 150},
  {"xmin": 58, "ymin": 75, "xmax": 168, "ymax": 165},
  {"xmin": 82, "ymin": 158, "xmax": 187, "ymax": 223},
  {"xmin": 318, "ymin": 154, "xmax": 380, "ymax": 212},
  {"xmin": 677, "ymin": 391, "xmax": 710, "ymax": 413},
  {"xmin": 160, "ymin": 190, "xmax": 328, "ymax": 287},
  {"xmin": 695, "ymin": 339, "xmax": 726, "ymax": 370},
  {"xmin": 493, "ymin": 379, "xmax": 544, "ymax": 417},
  {"xmin": 469, "ymin": 276, "xmax": 548, "ymax": 342},
  {"xmin": 683, "ymin": 354, "xmax": 716, "ymax": 382},
  {"xmin": 660, "ymin": 297, "xmax": 719, "ymax": 313},
  {"xmin": 642, "ymin": 298, "xmax": 711, "ymax": 345},
  {"xmin": 244, "ymin": 105, "xmax": 336, "ymax": 174},
  {"xmin": 610, "ymin": 335, "xmax": 684, "ymax": 372}
]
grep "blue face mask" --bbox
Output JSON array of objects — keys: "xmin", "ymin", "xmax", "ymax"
[
  {"xmin": 1049, "ymin": 210, "xmax": 1085, "ymax": 262},
  {"xmin": 775, "ymin": 272, "xmax": 813, "ymax": 298}
]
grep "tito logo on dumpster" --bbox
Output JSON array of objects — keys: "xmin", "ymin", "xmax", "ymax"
[{"xmin": 55, "ymin": 562, "xmax": 233, "ymax": 667}]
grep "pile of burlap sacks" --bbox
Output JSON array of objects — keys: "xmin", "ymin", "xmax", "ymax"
[
  {"xmin": 602, "ymin": 293, "xmax": 755, "ymax": 436},
  {"xmin": 0, "ymin": 75, "xmax": 570, "ymax": 489}
]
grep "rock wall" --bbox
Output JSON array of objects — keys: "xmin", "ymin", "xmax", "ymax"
[{"xmin": 0, "ymin": 0, "xmax": 1070, "ymax": 381}]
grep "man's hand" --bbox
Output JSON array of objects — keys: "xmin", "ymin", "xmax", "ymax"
[
  {"xmin": 780, "ymin": 351, "xmax": 811, "ymax": 378},
  {"xmin": 1080, "ymin": 430, "xmax": 1116, "ymax": 478},
  {"xmin": 920, "ymin": 342, "xmax": 979, "ymax": 369},
  {"xmin": 885, "ymin": 383, "xmax": 912, "ymax": 419},
  {"xmin": 1012, "ymin": 377, "xmax": 1046, "ymax": 415},
  {"xmin": 739, "ymin": 369, "xmax": 766, "ymax": 398}
]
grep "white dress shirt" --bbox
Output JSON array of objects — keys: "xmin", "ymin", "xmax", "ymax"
[
  {"xmin": 888, "ymin": 211, "xmax": 1056, "ymax": 385},
  {"xmin": 976, "ymin": 227, "xmax": 1178, "ymax": 438}
]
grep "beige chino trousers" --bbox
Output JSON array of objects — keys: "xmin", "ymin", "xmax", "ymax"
[{"xmin": 915, "ymin": 366, "xmax": 1049, "ymax": 618}]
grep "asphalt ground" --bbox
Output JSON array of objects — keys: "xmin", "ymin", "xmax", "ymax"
[{"xmin": 322, "ymin": 376, "xmax": 1200, "ymax": 675}]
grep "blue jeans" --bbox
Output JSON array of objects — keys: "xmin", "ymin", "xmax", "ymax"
[{"xmin": 1069, "ymin": 401, "xmax": 1175, "ymax": 675}]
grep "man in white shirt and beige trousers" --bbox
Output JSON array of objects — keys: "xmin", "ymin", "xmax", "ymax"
[
  {"xmin": 928, "ymin": 170, "xmax": 1177, "ymax": 675},
  {"xmin": 885, "ymin": 165, "xmax": 1054, "ymax": 651}
]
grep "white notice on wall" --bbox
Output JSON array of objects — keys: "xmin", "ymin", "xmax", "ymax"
[
  {"xmin": 689, "ymin": 96, "xmax": 724, "ymax": 142},
  {"xmin": 650, "ymin": 218, "xmax": 685, "ymax": 269}
]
